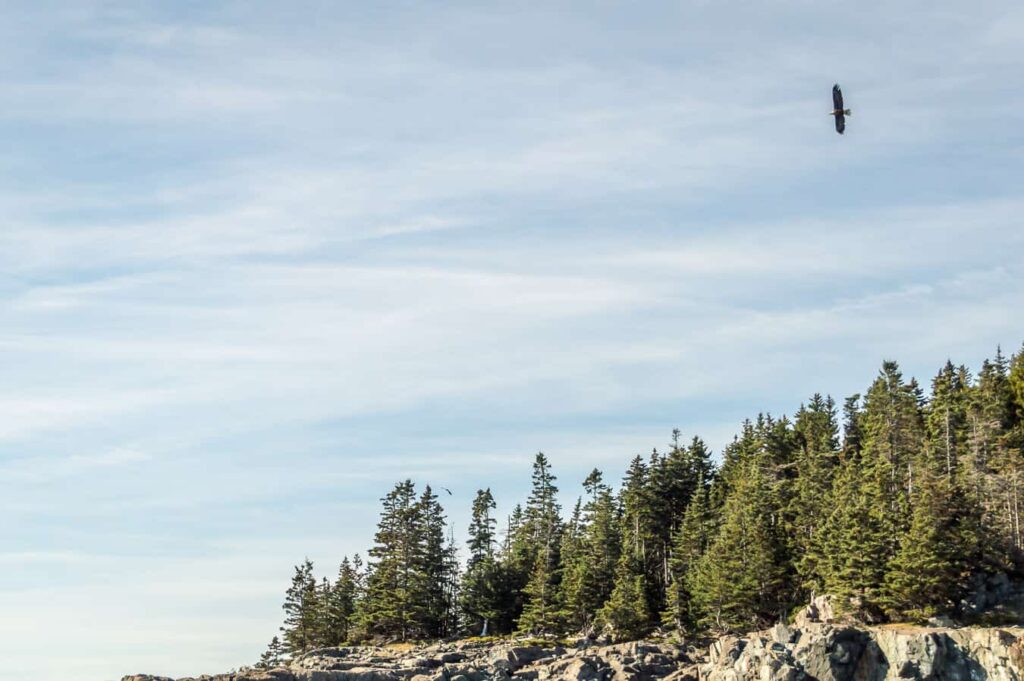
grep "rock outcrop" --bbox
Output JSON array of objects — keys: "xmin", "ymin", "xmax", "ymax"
[
  {"xmin": 122, "ymin": 624, "xmax": 1024, "ymax": 681},
  {"xmin": 702, "ymin": 624, "xmax": 1024, "ymax": 681}
]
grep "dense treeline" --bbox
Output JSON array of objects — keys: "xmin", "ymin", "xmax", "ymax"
[{"xmin": 260, "ymin": 346, "xmax": 1024, "ymax": 663}]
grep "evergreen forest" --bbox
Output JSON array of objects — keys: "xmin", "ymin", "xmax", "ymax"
[{"xmin": 259, "ymin": 346, "xmax": 1024, "ymax": 664}]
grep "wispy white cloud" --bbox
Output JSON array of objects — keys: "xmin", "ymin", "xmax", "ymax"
[
  {"xmin": 0, "ymin": 447, "xmax": 150, "ymax": 482},
  {"xmin": 0, "ymin": 392, "xmax": 173, "ymax": 441}
]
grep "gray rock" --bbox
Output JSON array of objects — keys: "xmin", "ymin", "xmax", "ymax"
[{"xmin": 122, "ymin": 623, "xmax": 1024, "ymax": 681}]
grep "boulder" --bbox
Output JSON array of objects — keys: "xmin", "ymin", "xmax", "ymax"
[{"xmin": 793, "ymin": 595, "xmax": 838, "ymax": 629}]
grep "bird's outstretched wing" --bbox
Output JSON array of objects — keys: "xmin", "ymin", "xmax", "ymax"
[
  {"xmin": 832, "ymin": 84, "xmax": 844, "ymax": 111},
  {"xmin": 834, "ymin": 113, "xmax": 845, "ymax": 134}
]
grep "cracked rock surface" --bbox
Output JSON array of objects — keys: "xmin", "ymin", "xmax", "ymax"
[{"xmin": 122, "ymin": 624, "xmax": 1024, "ymax": 681}]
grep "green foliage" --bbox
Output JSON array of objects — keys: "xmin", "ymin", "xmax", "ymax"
[
  {"xmin": 792, "ymin": 394, "xmax": 840, "ymax": 591},
  {"xmin": 356, "ymin": 480, "xmax": 458, "ymax": 641},
  {"xmin": 926, "ymin": 362, "xmax": 970, "ymax": 478},
  {"xmin": 266, "ymin": 345, "xmax": 1024, "ymax": 646},
  {"xmin": 816, "ymin": 454, "xmax": 891, "ymax": 615},
  {"xmin": 512, "ymin": 453, "xmax": 564, "ymax": 634},
  {"xmin": 280, "ymin": 559, "xmax": 319, "ymax": 655},
  {"xmin": 596, "ymin": 554, "xmax": 651, "ymax": 642},
  {"xmin": 461, "ymin": 489, "xmax": 501, "ymax": 635},
  {"xmin": 663, "ymin": 489, "xmax": 711, "ymax": 631},
  {"xmin": 1010, "ymin": 346, "xmax": 1024, "ymax": 426},
  {"xmin": 256, "ymin": 635, "xmax": 285, "ymax": 669},
  {"xmin": 516, "ymin": 551, "xmax": 566, "ymax": 635},
  {"xmin": 882, "ymin": 470, "xmax": 967, "ymax": 618},
  {"xmin": 689, "ymin": 459, "xmax": 788, "ymax": 632},
  {"xmin": 323, "ymin": 556, "xmax": 359, "ymax": 645},
  {"xmin": 563, "ymin": 470, "xmax": 621, "ymax": 632}
]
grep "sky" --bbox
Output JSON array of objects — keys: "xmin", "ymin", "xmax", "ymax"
[{"xmin": 0, "ymin": 1, "xmax": 1022, "ymax": 679}]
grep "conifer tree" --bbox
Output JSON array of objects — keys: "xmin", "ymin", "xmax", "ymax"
[
  {"xmin": 468, "ymin": 488, "xmax": 497, "ymax": 560},
  {"xmin": 882, "ymin": 467, "xmax": 966, "ymax": 619},
  {"xmin": 1010, "ymin": 346, "xmax": 1024, "ymax": 426},
  {"xmin": 663, "ymin": 489, "xmax": 711, "ymax": 632},
  {"xmin": 927, "ymin": 361, "xmax": 969, "ymax": 479},
  {"xmin": 816, "ymin": 454, "xmax": 889, "ymax": 615},
  {"xmin": 514, "ymin": 453, "xmax": 564, "ymax": 632},
  {"xmin": 792, "ymin": 394, "xmax": 841, "ymax": 591},
  {"xmin": 563, "ymin": 470, "xmax": 621, "ymax": 632},
  {"xmin": 313, "ymin": 576, "xmax": 335, "ymax": 647},
  {"xmin": 492, "ymin": 503, "xmax": 529, "ymax": 635},
  {"xmin": 689, "ymin": 460, "xmax": 787, "ymax": 632},
  {"xmin": 858, "ymin": 362, "xmax": 926, "ymax": 540},
  {"xmin": 820, "ymin": 359, "xmax": 929, "ymax": 617},
  {"xmin": 415, "ymin": 486, "xmax": 454, "ymax": 638},
  {"xmin": 442, "ymin": 530, "xmax": 461, "ymax": 636},
  {"xmin": 517, "ymin": 550, "xmax": 566, "ymax": 635},
  {"xmin": 963, "ymin": 350, "xmax": 1021, "ymax": 555},
  {"xmin": 321, "ymin": 557, "xmax": 359, "ymax": 645},
  {"xmin": 619, "ymin": 454, "xmax": 661, "ymax": 623},
  {"xmin": 462, "ymin": 489, "xmax": 500, "ymax": 635},
  {"xmin": 596, "ymin": 553, "xmax": 650, "ymax": 642},
  {"xmin": 559, "ymin": 498, "xmax": 585, "ymax": 628},
  {"xmin": 646, "ymin": 435, "xmax": 714, "ymax": 614},
  {"xmin": 523, "ymin": 453, "xmax": 563, "ymax": 553},
  {"xmin": 620, "ymin": 455, "xmax": 652, "ymax": 562},
  {"xmin": 257, "ymin": 635, "xmax": 285, "ymax": 669},
  {"xmin": 358, "ymin": 480, "xmax": 427, "ymax": 640},
  {"xmin": 281, "ymin": 559, "xmax": 319, "ymax": 655},
  {"xmin": 842, "ymin": 395, "xmax": 864, "ymax": 457}
]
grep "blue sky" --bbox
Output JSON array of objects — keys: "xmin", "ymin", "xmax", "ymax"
[{"xmin": 1, "ymin": 2, "xmax": 1022, "ymax": 679}]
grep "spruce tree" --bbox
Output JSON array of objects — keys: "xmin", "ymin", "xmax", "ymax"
[
  {"xmin": 492, "ymin": 504, "xmax": 529, "ymax": 635},
  {"xmin": 689, "ymin": 460, "xmax": 786, "ymax": 632},
  {"xmin": 415, "ymin": 486, "xmax": 453, "ymax": 638},
  {"xmin": 596, "ymin": 553, "xmax": 651, "ymax": 642},
  {"xmin": 514, "ymin": 453, "xmax": 564, "ymax": 632},
  {"xmin": 358, "ymin": 480, "xmax": 426, "ymax": 641},
  {"xmin": 792, "ymin": 394, "xmax": 840, "ymax": 591},
  {"xmin": 663, "ymin": 489, "xmax": 711, "ymax": 632},
  {"xmin": 859, "ymin": 361, "xmax": 926, "ymax": 541},
  {"xmin": 468, "ymin": 488, "xmax": 497, "ymax": 560},
  {"xmin": 523, "ymin": 453, "xmax": 563, "ymax": 553},
  {"xmin": 927, "ymin": 361, "xmax": 969, "ymax": 479},
  {"xmin": 313, "ymin": 576, "xmax": 335, "ymax": 647},
  {"xmin": 461, "ymin": 489, "xmax": 500, "ymax": 635},
  {"xmin": 619, "ymin": 454, "xmax": 661, "ymax": 623},
  {"xmin": 516, "ymin": 550, "xmax": 566, "ymax": 635},
  {"xmin": 882, "ymin": 467, "xmax": 965, "ymax": 619},
  {"xmin": 559, "ymin": 498, "xmax": 585, "ymax": 629},
  {"xmin": 1010, "ymin": 346, "xmax": 1024, "ymax": 426},
  {"xmin": 842, "ymin": 394, "xmax": 864, "ymax": 457},
  {"xmin": 321, "ymin": 557, "xmax": 358, "ymax": 645},
  {"xmin": 442, "ymin": 529, "xmax": 461, "ymax": 637},
  {"xmin": 281, "ymin": 559, "xmax": 319, "ymax": 655},
  {"xmin": 257, "ymin": 635, "xmax": 285, "ymax": 669},
  {"xmin": 563, "ymin": 470, "xmax": 621, "ymax": 632},
  {"xmin": 816, "ymin": 454, "xmax": 889, "ymax": 615}
]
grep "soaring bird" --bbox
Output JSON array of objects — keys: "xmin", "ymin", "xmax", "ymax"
[{"xmin": 830, "ymin": 84, "xmax": 851, "ymax": 134}]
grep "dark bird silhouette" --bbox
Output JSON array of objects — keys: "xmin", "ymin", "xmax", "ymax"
[
  {"xmin": 442, "ymin": 487, "xmax": 452, "ymax": 496},
  {"xmin": 830, "ymin": 84, "xmax": 851, "ymax": 134}
]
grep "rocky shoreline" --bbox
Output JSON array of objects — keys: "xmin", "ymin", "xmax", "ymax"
[{"xmin": 121, "ymin": 621, "xmax": 1024, "ymax": 681}]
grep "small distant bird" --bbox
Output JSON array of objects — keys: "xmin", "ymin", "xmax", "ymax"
[
  {"xmin": 830, "ymin": 84, "xmax": 851, "ymax": 134},
  {"xmin": 442, "ymin": 487, "xmax": 452, "ymax": 496}
]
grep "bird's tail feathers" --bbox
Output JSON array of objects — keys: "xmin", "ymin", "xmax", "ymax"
[{"xmin": 844, "ymin": 109, "xmax": 852, "ymax": 116}]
